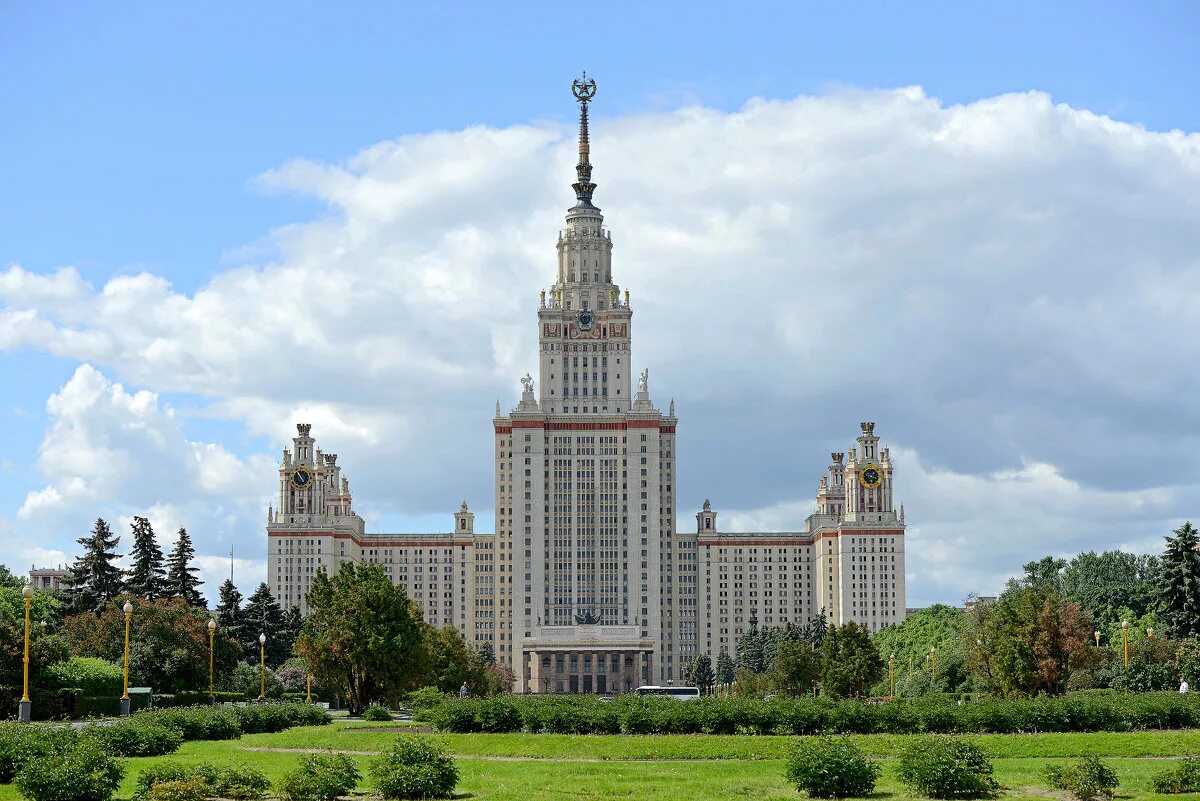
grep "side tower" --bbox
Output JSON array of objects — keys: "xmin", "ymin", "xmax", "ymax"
[{"xmin": 494, "ymin": 75, "xmax": 677, "ymax": 692}]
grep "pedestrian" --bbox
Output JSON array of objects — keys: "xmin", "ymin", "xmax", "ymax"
[
  {"xmin": 1181, "ymin": 679, "xmax": 1190, "ymax": 694},
  {"xmin": 459, "ymin": 682, "xmax": 469, "ymax": 699}
]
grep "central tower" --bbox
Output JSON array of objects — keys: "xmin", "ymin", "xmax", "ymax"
[{"xmin": 494, "ymin": 75, "xmax": 680, "ymax": 693}]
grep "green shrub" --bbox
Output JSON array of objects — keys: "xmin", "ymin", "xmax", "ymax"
[
  {"xmin": 277, "ymin": 753, "xmax": 361, "ymax": 801},
  {"xmin": 146, "ymin": 777, "xmax": 207, "ymax": 801},
  {"xmin": 896, "ymin": 737, "xmax": 999, "ymax": 799},
  {"xmin": 370, "ymin": 736, "xmax": 458, "ymax": 799},
  {"xmin": 406, "ymin": 687, "xmax": 445, "ymax": 719},
  {"xmin": 44, "ymin": 658, "xmax": 124, "ymax": 697},
  {"xmin": 1045, "ymin": 756, "xmax": 1119, "ymax": 801},
  {"xmin": 152, "ymin": 691, "xmax": 245, "ymax": 707},
  {"xmin": 785, "ymin": 736, "xmax": 881, "ymax": 797},
  {"xmin": 139, "ymin": 707, "xmax": 242, "ymax": 741},
  {"xmin": 0, "ymin": 722, "xmax": 78, "ymax": 783},
  {"xmin": 363, "ymin": 704, "xmax": 392, "ymax": 722},
  {"xmin": 1151, "ymin": 757, "xmax": 1200, "ymax": 794},
  {"xmin": 14, "ymin": 739, "xmax": 125, "ymax": 801},
  {"xmin": 135, "ymin": 762, "xmax": 270, "ymax": 801},
  {"xmin": 81, "ymin": 717, "xmax": 184, "ymax": 757}
]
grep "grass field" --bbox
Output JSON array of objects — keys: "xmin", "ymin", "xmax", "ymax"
[{"xmin": 4, "ymin": 721, "xmax": 1200, "ymax": 800}]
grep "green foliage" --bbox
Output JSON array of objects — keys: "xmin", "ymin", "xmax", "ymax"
[
  {"xmin": 1064, "ymin": 551, "xmax": 1160, "ymax": 632},
  {"xmin": 690, "ymin": 653, "xmax": 715, "ymax": 694},
  {"xmin": 364, "ymin": 704, "xmax": 393, "ymax": 721},
  {"xmin": 124, "ymin": 516, "xmax": 167, "ymax": 600},
  {"xmin": 43, "ymin": 656, "xmax": 123, "ymax": 696},
  {"xmin": 407, "ymin": 686, "xmax": 446, "ymax": 719},
  {"xmin": 1151, "ymin": 757, "xmax": 1200, "ymax": 794},
  {"xmin": 716, "ymin": 651, "xmax": 736, "ymax": 685},
  {"xmin": 277, "ymin": 753, "xmax": 361, "ymax": 801},
  {"xmin": 896, "ymin": 736, "xmax": 999, "ymax": 798},
  {"xmin": 1160, "ymin": 522, "xmax": 1200, "ymax": 639},
  {"xmin": 425, "ymin": 691, "xmax": 1200, "ymax": 736},
  {"xmin": 296, "ymin": 563, "xmax": 426, "ymax": 714},
  {"xmin": 0, "ymin": 722, "xmax": 78, "ymax": 783},
  {"xmin": 784, "ymin": 736, "xmax": 881, "ymax": 797},
  {"xmin": 233, "ymin": 702, "xmax": 331, "ymax": 734},
  {"xmin": 64, "ymin": 518, "xmax": 125, "ymax": 615},
  {"xmin": 139, "ymin": 706, "xmax": 243, "ymax": 740},
  {"xmin": 968, "ymin": 585, "xmax": 1095, "ymax": 696},
  {"xmin": 370, "ymin": 736, "xmax": 459, "ymax": 799},
  {"xmin": 80, "ymin": 717, "xmax": 184, "ymax": 756},
  {"xmin": 1177, "ymin": 639, "xmax": 1200, "ymax": 685},
  {"xmin": 424, "ymin": 624, "xmax": 495, "ymax": 696},
  {"xmin": 1045, "ymin": 756, "xmax": 1119, "ymax": 801},
  {"xmin": 873, "ymin": 605, "xmax": 971, "ymax": 694},
  {"xmin": 821, "ymin": 622, "xmax": 884, "ymax": 698},
  {"xmin": 242, "ymin": 583, "xmax": 290, "ymax": 667},
  {"xmin": 226, "ymin": 660, "xmax": 282, "ymax": 699},
  {"xmin": 135, "ymin": 762, "xmax": 269, "ymax": 801},
  {"xmin": 13, "ymin": 739, "xmax": 125, "ymax": 801},
  {"xmin": 63, "ymin": 596, "xmax": 241, "ymax": 695},
  {"xmin": 163, "ymin": 527, "xmax": 204, "ymax": 607},
  {"xmin": 771, "ymin": 641, "xmax": 821, "ymax": 697}
]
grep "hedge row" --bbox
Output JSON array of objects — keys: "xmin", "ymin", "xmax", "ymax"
[
  {"xmin": 0, "ymin": 703, "xmax": 332, "ymax": 782},
  {"xmin": 428, "ymin": 692, "xmax": 1200, "ymax": 735}
]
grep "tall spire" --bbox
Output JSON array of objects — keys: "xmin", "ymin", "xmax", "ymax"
[{"xmin": 571, "ymin": 72, "xmax": 598, "ymax": 210}]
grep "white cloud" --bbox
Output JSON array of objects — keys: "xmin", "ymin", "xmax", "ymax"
[{"xmin": 2, "ymin": 86, "xmax": 1199, "ymax": 604}]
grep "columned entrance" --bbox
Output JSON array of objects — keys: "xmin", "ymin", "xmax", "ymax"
[{"xmin": 522, "ymin": 624, "xmax": 655, "ymax": 694}]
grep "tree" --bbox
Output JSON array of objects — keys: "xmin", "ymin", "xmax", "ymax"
[
  {"xmin": 478, "ymin": 639, "xmax": 496, "ymax": 666},
  {"xmin": 872, "ymin": 604, "xmax": 972, "ymax": 693},
  {"xmin": 0, "ymin": 564, "xmax": 25, "ymax": 591},
  {"xmin": 820, "ymin": 621, "xmax": 883, "ymax": 697},
  {"xmin": 242, "ymin": 583, "xmax": 289, "ymax": 667},
  {"xmin": 1021, "ymin": 556, "xmax": 1068, "ymax": 594},
  {"xmin": 806, "ymin": 608, "xmax": 828, "ymax": 649},
  {"xmin": 0, "ymin": 585, "xmax": 68, "ymax": 693},
  {"xmin": 1159, "ymin": 522, "xmax": 1200, "ymax": 639},
  {"xmin": 968, "ymin": 585, "xmax": 1095, "ymax": 696},
  {"xmin": 295, "ymin": 562, "xmax": 426, "ymax": 713},
  {"xmin": 770, "ymin": 640, "xmax": 820, "ymax": 697},
  {"xmin": 124, "ymin": 516, "xmax": 166, "ymax": 600},
  {"xmin": 736, "ymin": 610, "xmax": 768, "ymax": 673},
  {"xmin": 689, "ymin": 653, "xmax": 715, "ymax": 695},
  {"xmin": 63, "ymin": 595, "xmax": 239, "ymax": 694},
  {"xmin": 163, "ymin": 527, "xmax": 204, "ymax": 606},
  {"xmin": 1064, "ymin": 550, "xmax": 1160, "ymax": 631},
  {"xmin": 214, "ymin": 579, "xmax": 245, "ymax": 648},
  {"xmin": 65, "ymin": 518, "xmax": 124, "ymax": 614},
  {"xmin": 715, "ymin": 651, "xmax": 735, "ymax": 686}
]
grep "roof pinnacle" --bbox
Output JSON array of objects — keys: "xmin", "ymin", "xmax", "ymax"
[{"xmin": 570, "ymin": 72, "xmax": 598, "ymax": 210}]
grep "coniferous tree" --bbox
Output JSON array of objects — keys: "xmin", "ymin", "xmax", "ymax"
[
  {"xmin": 715, "ymin": 650, "xmax": 735, "ymax": 685},
  {"xmin": 689, "ymin": 652, "xmax": 715, "ymax": 695},
  {"xmin": 283, "ymin": 605, "xmax": 303, "ymax": 652},
  {"xmin": 164, "ymin": 527, "xmax": 204, "ymax": 606},
  {"xmin": 806, "ymin": 608, "xmax": 828, "ymax": 648},
  {"xmin": 242, "ymin": 582, "xmax": 289, "ymax": 666},
  {"xmin": 124, "ymin": 516, "xmax": 166, "ymax": 599},
  {"xmin": 479, "ymin": 639, "xmax": 497, "ymax": 666},
  {"xmin": 1159, "ymin": 522, "xmax": 1200, "ymax": 639},
  {"xmin": 215, "ymin": 579, "xmax": 245, "ymax": 647},
  {"xmin": 736, "ymin": 609, "xmax": 768, "ymax": 673},
  {"xmin": 65, "ymin": 518, "xmax": 124, "ymax": 614}
]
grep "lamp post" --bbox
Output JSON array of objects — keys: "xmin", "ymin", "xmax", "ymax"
[
  {"xmin": 1121, "ymin": 620, "xmax": 1130, "ymax": 669},
  {"xmin": 1094, "ymin": 630, "xmax": 1101, "ymax": 648},
  {"xmin": 306, "ymin": 669, "xmax": 312, "ymax": 704},
  {"xmin": 889, "ymin": 653, "xmax": 896, "ymax": 698},
  {"xmin": 208, "ymin": 619, "xmax": 217, "ymax": 704},
  {"xmin": 1148, "ymin": 627, "xmax": 1155, "ymax": 640},
  {"xmin": 19, "ymin": 585, "xmax": 32, "ymax": 723},
  {"xmin": 258, "ymin": 633, "xmax": 266, "ymax": 701},
  {"xmin": 120, "ymin": 601, "xmax": 133, "ymax": 716}
]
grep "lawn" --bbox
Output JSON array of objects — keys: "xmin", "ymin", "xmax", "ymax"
[{"xmin": 3, "ymin": 722, "xmax": 1199, "ymax": 801}]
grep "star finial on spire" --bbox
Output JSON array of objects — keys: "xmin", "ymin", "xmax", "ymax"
[{"xmin": 570, "ymin": 72, "xmax": 598, "ymax": 210}]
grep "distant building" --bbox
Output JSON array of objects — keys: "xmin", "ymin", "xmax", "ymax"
[
  {"xmin": 266, "ymin": 78, "xmax": 909, "ymax": 692},
  {"xmin": 28, "ymin": 565, "xmax": 69, "ymax": 591}
]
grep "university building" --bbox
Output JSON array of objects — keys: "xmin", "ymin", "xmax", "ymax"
[{"xmin": 267, "ymin": 79, "xmax": 907, "ymax": 692}]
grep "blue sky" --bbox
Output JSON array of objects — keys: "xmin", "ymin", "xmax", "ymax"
[{"xmin": 1, "ymin": 2, "xmax": 1198, "ymax": 602}]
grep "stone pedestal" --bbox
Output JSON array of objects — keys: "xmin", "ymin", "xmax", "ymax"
[
  {"xmin": 18, "ymin": 699, "xmax": 30, "ymax": 724},
  {"xmin": 119, "ymin": 697, "xmax": 131, "ymax": 716}
]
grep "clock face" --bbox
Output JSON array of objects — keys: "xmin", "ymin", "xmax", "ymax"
[
  {"xmin": 861, "ymin": 467, "xmax": 882, "ymax": 489},
  {"xmin": 291, "ymin": 468, "xmax": 312, "ymax": 489},
  {"xmin": 578, "ymin": 309, "xmax": 595, "ymax": 330}
]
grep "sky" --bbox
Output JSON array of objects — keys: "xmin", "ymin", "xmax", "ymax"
[{"xmin": 1, "ymin": 2, "xmax": 1198, "ymax": 606}]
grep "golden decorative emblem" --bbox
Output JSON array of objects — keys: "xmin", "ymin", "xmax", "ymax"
[{"xmin": 860, "ymin": 465, "xmax": 882, "ymax": 489}]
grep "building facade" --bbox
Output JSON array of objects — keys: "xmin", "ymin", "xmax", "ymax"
[{"xmin": 267, "ymin": 78, "xmax": 907, "ymax": 692}]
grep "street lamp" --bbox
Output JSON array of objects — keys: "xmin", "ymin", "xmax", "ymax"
[
  {"xmin": 19, "ymin": 585, "xmax": 32, "ymax": 723},
  {"xmin": 121, "ymin": 601, "xmax": 134, "ymax": 716},
  {"xmin": 1147, "ymin": 627, "xmax": 1155, "ymax": 640},
  {"xmin": 1121, "ymin": 620, "xmax": 1130, "ymax": 669},
  {"xmin": 889, "ymin": 653, "xmax": 896, "ymax": 698},
  {"xmin": 208, "ymin": 619, "xmax": 217, "ymax": 704},
  {"xmin": 1094, "ymin": 630, "xmax": 1101, "ymax": 647},
  {"xmin": 258, "ymin": 633, "xmax": 266, "ymax": 701}
]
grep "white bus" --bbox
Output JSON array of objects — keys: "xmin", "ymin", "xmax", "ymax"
[{"xmin": 635, "ymin": 685, "xmax": 701, "ymax": 701}]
